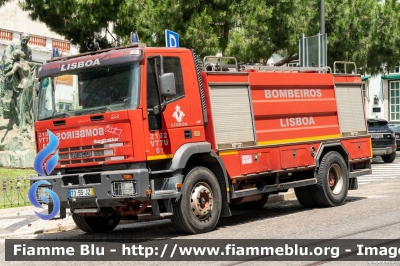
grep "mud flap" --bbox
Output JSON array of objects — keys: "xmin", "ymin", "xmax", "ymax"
[
  {"xmin": 220, "ymin": 200, "xmax": 231, "ymax": 218},
  {"xmin": 349, "ymin": 177, "xmax": 358, "ymax": 190},
  {"xmin": 48, "ymin": 202, "xmax": 66, "ymax": 219}
]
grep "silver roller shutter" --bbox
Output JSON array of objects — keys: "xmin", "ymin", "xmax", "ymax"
[
  {"xmin": 334, "ymin": 84, "xmax": 367, "ymax": 136},
  {"xmin": 209, "ymin": 85, "xmax": 256, "ymax": 149}
]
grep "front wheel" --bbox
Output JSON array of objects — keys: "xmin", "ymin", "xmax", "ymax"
[
  {"xmin": 382, "ymin": 152, "xmax": 396, "ymax": 163},
  {"xmin": 310, "ymin": 151, "xmax": 349, "ymax": 207},
  {"xmin": 72, "ymin": 212, "xmax": 121, "ymax": 233},
  {"xmin": 171, "ymin": 166, "xmax": 222, "ymax": 234}
]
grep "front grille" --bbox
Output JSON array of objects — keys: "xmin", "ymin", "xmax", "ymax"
[
  {"xmin": 58, "ymin": 142, "xmax": 124, "ymax": 165},
  {"xmin": 112, "ymin": 181, "xmax": 136, "ymax": 197}
]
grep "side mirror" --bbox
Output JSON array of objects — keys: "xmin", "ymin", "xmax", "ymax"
[
  {"xmin": 33, "ymin": 97, "xmax": 38, "ymax": 122},
  {"xmin": 34, "ymin": 78, "xmax": 40, "ymax": 92},
  {"xmin": 159, "ymin": 73, "xmax": 176, "ymax": 96}
]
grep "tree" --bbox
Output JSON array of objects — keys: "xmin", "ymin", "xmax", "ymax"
[
  {"xmin": 19, "ymin": 0, "xmax": 124, "ymax": 52},
  {"xmin": 0, "ymin": 0, "xmax": 10, "ymax": 6},
  {"xmin": 366, "ymin": 0, "xmax": 400, "ymax": 75},
  {"xmin": 323, "ymin": 0, "xmax": 380, "ymax": 74},
  {"xmin": 224, "ymin": 0, "xmax": 317, "ymax": 64},
  {"xmin": 16, "ymin": 0, "xmax": 400, "ymax": 75},
  {"xmin": 113, "ymin": 0, "xmax": 239, "ymax": 57}
]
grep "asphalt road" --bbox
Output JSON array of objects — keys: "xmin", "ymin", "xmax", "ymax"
[{"xmin": 2, "ymin": 154, "xmax": 400, "ymax": 265}]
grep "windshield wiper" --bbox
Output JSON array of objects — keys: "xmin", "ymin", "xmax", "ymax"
[
  {"xmin": 53, "ymin": 110, "xmax": 72, "ymax": 117},
  {"xmin": 40, "ymin": 111, "xmax": 71, "ymax": 120},
  {"xmin": 76, "ymin": 106, "xmax": 113, "ymax": 116}
]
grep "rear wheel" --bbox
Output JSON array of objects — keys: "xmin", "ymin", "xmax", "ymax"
[
  {"xmin": 72, "ymin": 212, "xmax": 121, "ymax": 233},
  {"xmin": 171, "ymin": 166, "xmax": 222, "ymax": 234},
  {"xmin": 294, "ymin": 186, "xmax": 317, "ymax": 208},
  {"xmin": 310, "ymin": 151, "xmax": 349, "ymax": 207},
  {"xmin": 382, "ymin": 151, "xmax": 396, "ymax": 163}
]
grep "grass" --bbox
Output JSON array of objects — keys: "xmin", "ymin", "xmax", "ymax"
[{"xmin": 0, "ymin": 168, "xmax": 36, "ymax": 180}]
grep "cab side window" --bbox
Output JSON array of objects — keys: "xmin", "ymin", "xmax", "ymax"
[
  {"xmin": 163, "ymin": 57, "xmax": 184, "ymax": 102},
  {"xmin": 146, "ymin": 57, "xmax": 185, "ymax": 130}
]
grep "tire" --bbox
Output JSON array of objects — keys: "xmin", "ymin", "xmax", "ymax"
[
  {"xmin": 310, "ymin": 151, "xmax": 349, "ymax": 207},
  {"xmin": 382, "ymin": 152, "xmax": 396, "ymax": 163},
  {"xmin": 294, "ymin": 186, "xmax": 317, "ymax": 208},
  {"xmin": 72, "ymin": 212, "xmax": 121, "ymax": 233},
  {"xmin": 171, "ymin": 166, "xmax": 222, "ymax": 234}
]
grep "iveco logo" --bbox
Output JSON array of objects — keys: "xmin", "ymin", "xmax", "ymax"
[
  {"xmin": 71, "ymin": 151, "xmax": 92, "ymax": 159},
  {"xmin": 61, "ymin": 58, "xmax": 100, "ymax": 71}
]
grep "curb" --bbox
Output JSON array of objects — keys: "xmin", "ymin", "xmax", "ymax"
[
  {"xmin": 0, "ymin": 205, "xmax": 34, "ymax": 215},
  {"xmin": 267, "ymin": 189, "xmax": 296, "ymax": 204},
  {"xmin": 0, "ymin": 224, "xmax": 77, "ymax": 238},
  {"xmin": 33, "ymin": 224, "xmax": 78, "ymax": 235}
]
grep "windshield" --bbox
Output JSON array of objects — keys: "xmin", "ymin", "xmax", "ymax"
[
  {"xmin": 37, "ymin": 62, "xmax": 140, "ymax": 120},
  {"xmin": 389, "ymin": 123, "xmax": 400, "ymax": 131},
  {"xmin": 368, "ymin": 121, "xmax": 388, "ymax": 127}
]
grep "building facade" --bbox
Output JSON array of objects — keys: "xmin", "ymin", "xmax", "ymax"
[
  {"xmin": 0, "ymin": 0, "xmax": 77, "ymax": 64},
  {"xmin": 363, "ymin": 68, "xmax": 400, "ymax": 122}
]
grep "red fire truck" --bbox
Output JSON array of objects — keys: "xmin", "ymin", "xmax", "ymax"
[{"xmin": 32, "ymin": 44, "xmax": 372, "ymax": 234}]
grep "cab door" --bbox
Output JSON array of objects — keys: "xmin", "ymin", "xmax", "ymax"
[{"xmin": 143, "ymin": 52, "xmax": 204, "ymax": 161}]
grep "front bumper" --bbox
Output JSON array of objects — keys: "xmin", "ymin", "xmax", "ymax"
[
  {"xmin": 372, "ymin": 146, "xmax": 396, "ymax": 156},
  {"xmin": 396, "ymin": 139, "xmax": 400, "ymax": 150},
  {"xmin": 30, "ymin": 169, "xmax": 150, "ymax": 209}
]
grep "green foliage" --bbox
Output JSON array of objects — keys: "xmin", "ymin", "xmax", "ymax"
[
  {"xmin": 0, "ymin": 168, "xmax": 36, "ymax": 180},
  {"xmin": 19, "ymin": 0, "xmax": 123, "ymax": 51},
  {"xmin": 366, "ymin": 0, "xmax": 400, "ymax": 75},
  {"xmin": 0, "ymin": 168, "xmax": 37, "ymax": 180},
  {"xmin": 323, "ymin": 0, "xmax": 379, "ymax": 74},
  {"xmin": 225, "ymin": 0, "xmax": 316, "ymax": 63},
  {"xmin": 113, "ymin": 0, "xmax": 237, "ymax": 57},
  {"xmin": 16, "ymin": 0, "xmax": 400, "ymax": 74}
]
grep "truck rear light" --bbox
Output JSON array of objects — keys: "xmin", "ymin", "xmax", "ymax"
[{"xmin": 112, "ymin": 181, "xmax": 136, "ymax": 197}]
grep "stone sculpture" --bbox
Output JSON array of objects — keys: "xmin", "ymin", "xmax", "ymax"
[
  {"xmin": 2, "ymin": 50, "xmax": 34, "ymax": 131},
  {"xmin": 0, "ymin": 33, "xmax": 39, "ymax": 168}
]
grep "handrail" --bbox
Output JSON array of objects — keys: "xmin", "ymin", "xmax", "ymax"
[
  {"xmin": 242, "ymin": 65, "xmax": 331, "ymax": 73},
  {"xmin": 203, "ymin": 56, "xmax": 238, "ymax": 72},
  {"xmin": 333, "ymin": 61, "xmax": 357, "ymax": 74}
]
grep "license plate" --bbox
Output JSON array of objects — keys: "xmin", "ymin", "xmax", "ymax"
[
  {"xmin": 68, "ymin": 188, "xmax": 95, "ymax": 197},
  {"xmin": 372, "ymin": 134, "xmax": 383, "ymax": 139}
]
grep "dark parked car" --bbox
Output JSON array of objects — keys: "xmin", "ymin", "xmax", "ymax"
[
  {"xmin": 367, "ymin": 118, "xmax": 397, "ymax": 163},
  {"xmin": 388, "ymin": 121, "xmax": 400, "ymax": 150}
]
